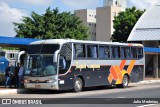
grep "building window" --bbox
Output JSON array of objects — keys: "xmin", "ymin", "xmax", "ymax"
[
  {"xmin": 95, "ymin": 15, "xmax": 96, "ymax": 18},
  {"xmin": 89, "ymin": 23, "xmax": 91, "ymax": 26},
  {"xmin": 115, "ymin": 1, "xmax": 118, "ymax": 5},
  {"xmin": 89, "ymin": 15, "xmax": 91, "ymax": 17},
  {"xmin": 113, "ymin": 12, "xmax": 116, "ymax": 17},
  {"xmin": 95, "ymin": 24, "xmax": 96, "ymax": 27}
]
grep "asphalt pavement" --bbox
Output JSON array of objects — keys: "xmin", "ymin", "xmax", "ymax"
[{"xmin": 0, "ymin": 83, "xmax": 160, "ymax": 107}]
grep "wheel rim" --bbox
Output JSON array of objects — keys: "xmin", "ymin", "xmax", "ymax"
[
  {"xmin": 123, "ymin": 77, "xmax": 128, "ymax": 86},
  {"xmin": 75, "ymin": 80, "xmax": 81, "ymax": 90}
]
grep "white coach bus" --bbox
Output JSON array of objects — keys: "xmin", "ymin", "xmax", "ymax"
[{"xmin": 24, "ymin": 39, "xmax": 144, "ymax": 92}]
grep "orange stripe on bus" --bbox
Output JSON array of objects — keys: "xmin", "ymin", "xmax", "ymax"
[
  {"xmin": 119, "ymin": 60, "xmax": 126, "ymax": 71},
  {"xmin": 127, "ymin": 60, "xmax": 136, "ymax": 75},
  {"xmin": 108, "ymin": 73, "xmax": 113, "ymax": 84},
  {"xmin": 110, "ymin": 66, "xmax": 118, "ymax": 80},
  {"xmin": 114, "ymin": 66, "xmax": 123, "ymax": 82}
]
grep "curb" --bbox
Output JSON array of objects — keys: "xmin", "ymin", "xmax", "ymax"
[
  {"xmin": 0, "ymin": 89, "xmax": 17, "ymax": 95},
  {"xmin": 0, "ymin": 89, "xmax": 28, "ymax": 95},
  {"xmin": 130, "ymin": 80, "xmax": 160, "ymax": 85}
]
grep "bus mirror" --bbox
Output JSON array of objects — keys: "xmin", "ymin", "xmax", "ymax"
[{"xmin": 53, "ymin": 50, "xmax": 59, "ymax": 63}]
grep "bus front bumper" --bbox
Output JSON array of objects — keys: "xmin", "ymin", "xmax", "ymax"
[{"xmin": 24, "ymin": 83, "xmax": 59, "ymax": 90}]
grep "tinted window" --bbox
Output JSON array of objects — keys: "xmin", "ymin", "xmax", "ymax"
[
  {"xmin": 125, "ymin": 47, "xmax": 131, "ymax": 58},
  {"xmin": 28, "ymin": 45, "xmax": 42, "ymax": 54},
  {"xmin": 28, "ymin": 44, "xmax": 59, "ymax": 54},
  {"xmin": 59, "ymin": 43, "xmax": 72, "ymax": 74},
  {"xmin": 41, "ymin": 44, "xmax": 59, "ymax": 54},
  {"xmin": 99, "ymin": 46, "xmax": 110, "ymax": 59},
  {"xmin": 74, "ymin": 44, "xmax": 86, "ymax": 58},
  {"xmin": 110, "ymin": 46, "xmax": 120, "ymax": 58},
  {"xmin": 137, "ymin": 48, "xmax": 143, "ymax": 59},
  {"xmin": 131, "ymin": 47, "xmax": 137, "ymax": 59},
  {"xmin": 87, "ymin": 45, "xmax": 98, "ymax": 58},
  {"xmin": 121, "ymin": 47, "xmax": 126, "ymax": 58}
]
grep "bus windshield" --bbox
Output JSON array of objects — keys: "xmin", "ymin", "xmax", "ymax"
[
  {"xmin": 25, "ymin": 55, "xmax": 57, "ymax": 76},
  {"xmin": 25, "ymin": 44, "xmax": 60, "ymax": 77}
]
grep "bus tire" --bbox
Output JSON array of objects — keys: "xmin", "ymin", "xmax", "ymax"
[
  {"xmin": 117, "ymin": 75, "xmax": 129, "ymax": 88},
  {"xmin": 73, "ymin": 77, "xmax": 83, "ymax": 92}
]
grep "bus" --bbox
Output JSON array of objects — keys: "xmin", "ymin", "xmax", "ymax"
[{"xmin": 24, "ymin": 39, "xmax": 145, "ymax": 92}]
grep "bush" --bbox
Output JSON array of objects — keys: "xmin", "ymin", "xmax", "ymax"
[{"xmin": 0, "ymin": 72, "xmax": 5, "ymax": 86}]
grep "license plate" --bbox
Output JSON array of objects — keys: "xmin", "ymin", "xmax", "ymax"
[{"xmin": 35, "ymin": 85, "xmax": 41, "ymax": 88}]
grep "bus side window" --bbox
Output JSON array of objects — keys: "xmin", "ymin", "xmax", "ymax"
[
  {"xmin": 110, "ymin": 46, "xmax": 120, "ymax": 59},
  {"xmin": 125, "ymin": 47, "xmax": 131, "ymax": 59},
  {"xmin": 131, "ymin": 47, "xmax": 137, "ymax": 59},
  {"xmin": 74, "ymin": 44, "xmax": 85, "ymax": 59},
  {"xmin": 99, "ymin": 46, "xmax": 110, "ymax": 59},
  {"xmin": 121, "ymin": 47, "xmax": 125, "ymax": 58},
  {"xmin": 87, "ymin": 45, "xmax": 98, "ymax": 58},
  {"xmin": 59, "ymin": 43, "xmax": 72, "ymax": 74},
  {"xmin": 137, "ymin": 48, "xmax": 143, "ymax": 59}
]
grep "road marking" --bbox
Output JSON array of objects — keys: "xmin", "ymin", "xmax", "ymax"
[{"xmin": 137, "ymin": 104, "xmax": 157, "ymax": 107}]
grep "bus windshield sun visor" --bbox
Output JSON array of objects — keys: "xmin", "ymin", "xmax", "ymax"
[{"xmin": 27, "ymin": 44, "xmax": 60, "ymax": 54}]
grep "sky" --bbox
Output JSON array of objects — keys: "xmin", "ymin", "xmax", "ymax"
[{"xmin": 0, "ymin": 0, "xmax": 159, "ymax": 37}]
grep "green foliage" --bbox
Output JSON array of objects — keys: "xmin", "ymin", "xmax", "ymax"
[
  {"xmin": 0, "ymin": 72, "xmax": 5, "ymax": 85},
  {"xmin": 111, "ymin": 7, "xmax": 145, "ymax": 42},
  {"xmin": 14, "ymin": 7, "xmax": 89, "ymax": 40}
]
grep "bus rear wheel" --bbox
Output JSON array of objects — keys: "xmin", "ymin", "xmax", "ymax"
[
  {"xmin": 73, "ymin": 77, "xmax": 83, "ymax": 92},
  {"xmin": 117, "ymin": 75, "xmax": 129, "ymax": 88}
]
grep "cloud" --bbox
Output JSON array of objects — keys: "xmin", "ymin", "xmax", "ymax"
[
  {"xmin": 0, "ymin": 0, "xmax": 52, "ymax": 6},
  {"xmin": 13, "ymin": 0, "xmax": 52, "ymax": 5},
  {"xmin": 61, "ymin": 0, "xmax": 99, "ymax": 9},
  {"xmin": 0, "ymin": 2, "xmax": 27, "ymax": 37},
  {"xmin": 128, "ymin": 0, "xmax": 160, "ymax": 9}
]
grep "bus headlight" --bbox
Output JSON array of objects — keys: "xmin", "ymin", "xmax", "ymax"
[
  {"xmin": 45, "ymin": 79, "xmax": 56, "ymax": 83},
  {"xmin": 24, "ymin": 80, "xmax": 30, "ymax": 83}
]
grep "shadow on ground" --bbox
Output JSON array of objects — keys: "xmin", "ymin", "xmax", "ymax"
[{"xmin": 17, "ymin": 85, "xmax": 136, "ymax": 95}]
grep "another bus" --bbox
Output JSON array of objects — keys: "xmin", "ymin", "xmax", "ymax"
[{"xmin": 24, "ymin": 39, "xmax": 145, "ymax": 92}]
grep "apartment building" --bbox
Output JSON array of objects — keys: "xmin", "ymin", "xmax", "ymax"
[
  {"xmin": 74, "ymin": 9, "xmax": 96, "ymax": 41},
  {"xmin": 74, "ymin": 0, "xmax": 126, "ymax": 41},
  {"xmin": 96, "ymin": 0, "xmax": 126, "ymax": 41}
]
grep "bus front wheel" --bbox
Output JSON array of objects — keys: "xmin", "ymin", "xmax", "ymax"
[
  {"xmin": 117, "ymin": 75, "xmax": 129, "ymax": 88},
  {"xmin": 73, "ymin": 77, "xmax": 83, "ymax": 92}
]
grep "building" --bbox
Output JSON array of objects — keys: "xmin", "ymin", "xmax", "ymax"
[
  {"xmin": 128, "ymin": 1, "xmax": 160, "ymax": 78},
  {"xmin": 74, "ymin": 0, "xmax": 126, "ymax": 41},
  {"xmin": 74, "ymin": 9, "xmax": 96, "ymax": 41},
  {"xmin": 96, "ymin": 6, "xmax": 122, "ymax": 41},
  {"xmin": 96, "ymin": 0, "xmax": 126, "ymax": 42},
  {"xmin": 103, "ymin": 0, "xmax": 126, "ymax": 8}
]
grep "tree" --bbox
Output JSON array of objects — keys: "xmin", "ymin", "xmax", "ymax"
[
  {"xmin": 111, "ymin": 7, "xmax": 145, "ymax": 42},
  {"xmin": 13, "ymin": 8, "xmax": 89, "ymax": 40}
]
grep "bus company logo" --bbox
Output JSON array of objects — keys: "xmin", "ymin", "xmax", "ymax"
[{"xmin": 2, "ymin": 99, "xmax": 12, "ymax": 104}]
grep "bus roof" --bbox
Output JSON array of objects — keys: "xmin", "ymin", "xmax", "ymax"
[{"xmin": 30, "ymin": 39, "xmax": 143, "ymax": 47}]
